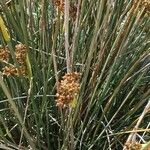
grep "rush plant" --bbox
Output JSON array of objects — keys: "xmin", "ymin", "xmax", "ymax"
[{"xmin": 0, "ymin": 0, "xmax": 150, "ymax": 150}]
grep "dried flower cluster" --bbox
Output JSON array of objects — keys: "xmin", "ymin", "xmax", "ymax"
[
  {"xmin": 15, "ymin": 44, "xmax": 27, "ymax": 64},
  {"xmin": 2, "ymin": 65, "xmax": 17, "ymax": 76},
  {"xmin": 53, "ymin": 0, "xmax": 77, "ymax": 19},
  {"xmin": 125, "ymin": 142, "xmax": 142, "ymax": 150},
  {"xmin": 0, "ymin": 47, "xmax": 10, "ymax": 61},
  {"xmin": 56, "ymin": 72, "xmax": 80, "ymax": 108},
  {"xmin": 0, "ymin": 44, "xmax": 27, "ymax": 76}
]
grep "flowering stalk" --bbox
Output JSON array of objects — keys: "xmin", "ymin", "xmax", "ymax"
[{"xmin": 56, "ymin": 72, "xmax": 80, "ymax": 149}]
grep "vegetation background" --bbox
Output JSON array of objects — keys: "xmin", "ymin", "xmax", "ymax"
[{"xmin": 0, "ymin": 0, "xmax": 150, "ymax": 149}]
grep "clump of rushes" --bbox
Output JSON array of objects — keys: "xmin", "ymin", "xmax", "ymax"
[
  {"xmin": 53, "ymin": 0, "xmax": 77, "ymax": 19},
  {"xmin": 0, "ymin": 44, "xmax": 27, "ymax": 76},
  {"xmin": 56, "ymin": 72, "xmax": 80, "ymax": 108}
]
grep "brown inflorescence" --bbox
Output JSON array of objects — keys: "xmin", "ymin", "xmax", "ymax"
[
  {"xmin": 53, "ymin": 0, "xmax": 77, "ymax": 19},
  {"xmin": 15, "ymin": 44, "xmax": 27, "ymax": 65},
  {"xmin": 0, "ymin": 43, "xmax": 27, "ymax": 77},
  {"xmin": 125, "ymin": 142, "xmax": 142, "ymax": 150},
  {"xmin": 0, "ymin": 47, "xmax": 10, "ymax": 61},
  {"xmin": 56, "ymin": 72, "xmax": 80, "ymax": 108},
  {"xmin": 2, "ymin": 65, "xmax": 17, "ymax": 76},
  {"xmin": 2, "ymin": 65, "xmax": 27, "ymax": 76}
]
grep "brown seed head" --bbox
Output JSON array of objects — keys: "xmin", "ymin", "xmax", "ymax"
[
  {"xmin": 1, "ymin": 44, "xmax": 27, "ymax": 77},
  {"xmin": 15, "ymin": 44, "xmax": 27, "ymax": 64},
  {"xmin": 2, "ymin": 65, "xmax": 17, "ymax": 76},
  {"xmin": 56, "ymin": 72, "xmax": 80, "ymax": 108},
  {"xmin": 53, "ymin": 0, "xmax": 77, "ymax": 19},
  {"xmin": 0, "ymin": 47, "xmax": 9, "ymax": 61}
]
